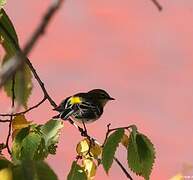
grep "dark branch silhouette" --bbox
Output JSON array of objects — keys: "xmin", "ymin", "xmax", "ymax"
[
  {"xmin": 150, "ymin": 0, "xmax": 162, "ymax": 11},
  {"xmin": 0, "ymin": 97, "xmax": 46, "ymax": 117}
]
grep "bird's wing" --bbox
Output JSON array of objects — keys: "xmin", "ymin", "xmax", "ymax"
[
  {"xmin": 59, "ymin": 108, "xmax": 75, "ymax": 120},
  {"xmin": 53, "ymin": 96, "xmax": 71, "ymax": 112},
  {"xmin": 74, "ymin": 101, "xmax": 102, "ymax": 119}
]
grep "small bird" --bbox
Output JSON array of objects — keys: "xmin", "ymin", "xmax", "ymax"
[{"xmin": 53, "ymin": 89, "xmax": 115, "ymax": 124}]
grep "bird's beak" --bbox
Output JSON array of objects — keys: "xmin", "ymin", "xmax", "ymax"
[{"xmin": 109, "ymin": 97, "xmax": 115, "ymax": 100}]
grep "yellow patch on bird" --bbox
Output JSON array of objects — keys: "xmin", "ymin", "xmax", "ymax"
[{"xmin": 69, "ymin": 96, "xmax": 82, "ymax": 105}]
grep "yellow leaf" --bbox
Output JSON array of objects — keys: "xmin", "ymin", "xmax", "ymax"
[
  {"xmin": 121, "ymin": 134, "xmax": 129, "ymax": 148},
  {"xmin": 12, "ymin": 114, "xmax": 32, "ymax": 130},
  {"xmin": 12, "ymin": 114, "xmax": 32, "ymax": 139},
  {"xmin": 76, "ymin": 139, "xmax": 90, "ymax": 157},
  {"xmin": 0, "ymin": 168, "xmax": 12, "ymax": 180},
  {"xmin": 82, "ymin": 158, "xmax": 97, "ymax": 179},
  {"xmin": 90, "ymin": 143, "xmax": 102, "ymax": 159},
  {"xmin": 76, "ymin": 139, "xmax": 102, "ymax": 159},
  {"xmin": 169, "ymin": 173, "xmax": 184, "ymax": 180}
]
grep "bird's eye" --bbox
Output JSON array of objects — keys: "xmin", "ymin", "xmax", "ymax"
[{"xmin": 100, "ymin": 94, "xmax": 106, "ymax": 99}]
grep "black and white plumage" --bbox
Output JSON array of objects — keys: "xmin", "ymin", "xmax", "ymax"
[{"xmin": 53, "ymin": 89, "xmax": 114, "ymax": 124}]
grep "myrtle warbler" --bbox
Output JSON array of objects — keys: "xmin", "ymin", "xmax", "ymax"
[{"xmin": 53, "ymin": 89, "xmax": 114, "ymax": 124}]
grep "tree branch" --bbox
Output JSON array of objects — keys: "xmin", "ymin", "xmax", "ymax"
[
  {"xmin": 0, "ymin": 97, "xmax": 46, "ymax": 117},
  {"xmin": 102, "ymin": 124, "xmax": 136, "ymax": 147},
  {"xmin": 150, "ymin": 0, "xmax": 162, "ymax": 11},
  {"xmin": 0, "ymin": 119, "xmax": 10, "ymax": 122},
  {"xmin": 25, "ymin": 58, "xmax": 57, "ymax": 107},
  {"xmin": 23, "ymin": 0, "xmax": 64, "ymax": 55},
  {"xmin": 114, "ymin": 157, "xmax": 133, "ymax": 180}
]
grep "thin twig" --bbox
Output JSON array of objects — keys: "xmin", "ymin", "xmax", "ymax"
[
  {"xmin": 102, "ymin": 123, "xmax": 111, "ymax": 147},
  {"xmin": 108, "ymin": 124, "xmax": 136, "ymax": 133},
  {"xmin": 0, "ymin": 97, "xmax": 46, "ymax": 117},
  {"xmin": 150, "ymin": 0, "xmax": 162, "ymax": 11},
  {"xmin": 25, "ymin": 58, "xmax": 57, "ymax": 107},
  {"xmin": 23, "ymin": 0, "xmax": 64, "ymax": 55},
  {"xmin": 113, "ymin": 157, "xmax": 133, "ymax": 180},
  {"xmin": 102, "ymin": 124, "xmax": 136, "ymax": 147},
  {"xmin": 0, "ymin": 119, "xmax": 11, "ymax": 122},
  {"xmin": 6, "ymin": 76, "xmax": 15, "ymax": 155}
]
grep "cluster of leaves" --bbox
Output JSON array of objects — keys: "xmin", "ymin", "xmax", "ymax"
[
  {"xmin": 68, "ymin": 127, "xmax": 155, "ymax": 180},
  {"xmin": 0, "ymin": 114, "xmax": 63, "ymax": 180}
]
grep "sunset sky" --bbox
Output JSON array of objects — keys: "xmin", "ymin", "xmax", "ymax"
[{"xmin": 1, "ymin": 0, "xmax": 193, "ymax": 179}]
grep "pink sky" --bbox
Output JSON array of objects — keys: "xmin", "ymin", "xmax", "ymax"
[{"xmin": 1, "ymin": 0, "xmax": 193, "ymax": 179}]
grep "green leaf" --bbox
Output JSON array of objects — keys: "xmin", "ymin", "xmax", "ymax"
[
  {"xmin": 12, "ymin": 120, "xmax": 63, "ymax": 161},
  {"xmin": 12, "ymin": 127, "xmax": 30, "ymax": 161},
  {"xmin": 102, "ymin": 128, "xmax": 124, "ymax": 173},
  {"xmin": 0, "ymin": 9, "xmax": 18, "ymax": 54},
  {"xmin": 0, "ymin": 1, "xmax": 6, "ymax": 9},
  {"xmin": 33, "ymin": 139, "xmax": 47, "ymax": 160},
  {"xmin": 67, "ymin": 161, "xmax": 87, "ymax": 180},
  {"xmin": 0, "ymin": 158, "xmax": 12, "ymax": 169},
  {"xmin": 3, "ymin": 63, "xmax": 33, "ymax": 108},
  {"xmin": 35, "ymin": 161, "xmax": 58, "ymax": 180},
  {"xmin": 12, "ymin": 160, "xmax": 58, "ymax": 180},
  {"xmin": 40, "ymin": 119, "xmax": 63, "ymax": 155},
  {"xmin": 20, "ymin": 133, "xmax": 41, "ymax": 160},
  {"xmin": 127, "ymin": 132, "xmax": 155, "ymax": 180}
]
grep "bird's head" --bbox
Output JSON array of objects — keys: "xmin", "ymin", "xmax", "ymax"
[{"xmin": 87, "ymin": 89, "xmax": 115, "ymax": 106}]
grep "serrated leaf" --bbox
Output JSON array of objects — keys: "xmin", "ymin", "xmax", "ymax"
[
  {"xmin": 12, "ymin": 160, "xmax": 57, "ymax": 180},
  {"xmin": 82, "ymin": 158, "xmax": 97, "ymax": 180},
  {"xmin": 67, "ymin": 161, "xmax": 87, "ymax": 180},
  {"xmin": 102, "ymin": 128, "xmax": 124, "ymax": 173},
  {"xmin": 0, "ymin": 9, "xmax": 33, "ymax": 108},
  {"xmin": 12, "ymin": 115, "xmax": 32, "ymax": 139},
  {"xmin": 40, "ymin": 119, "xmax": 63, "ymax": 154},
  {"xmin": 127, "ymin": 132, "xmax": 155, "ymax": 180}
]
